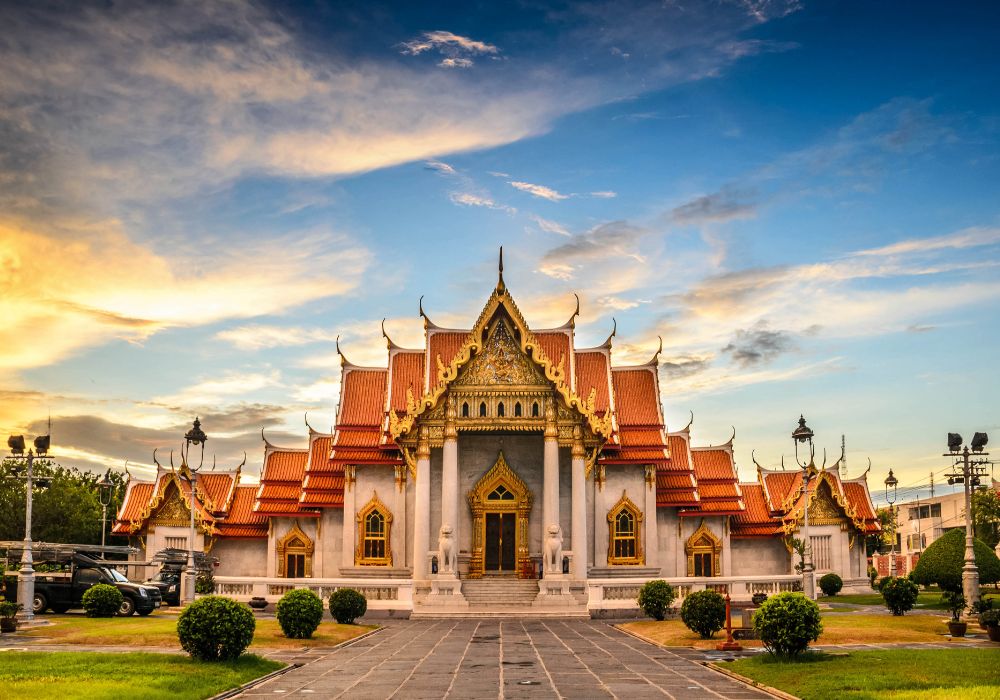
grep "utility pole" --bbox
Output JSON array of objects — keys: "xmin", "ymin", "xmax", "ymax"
[
  {"xmin": 929, "ymin": 472, "xmax": 935, "ymax": 498},
  {"xmin": 945, "ymin": 432, "xmax": 989, "ymax": 611},
  {"xmin": 841, "ymin": 434, "xmax": 847, "ymax": 480}
]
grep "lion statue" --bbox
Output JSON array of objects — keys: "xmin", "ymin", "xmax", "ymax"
[
  {"xmin": 543, "ymin": 523, "xmax": 562, "ymax": 574},
  {"xmin": 438, "ymin": 523, "xmax": 455, "ymax": 574}
]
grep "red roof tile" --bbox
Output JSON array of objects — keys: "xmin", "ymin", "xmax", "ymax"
[
  {"xmin": 574, "ymin": 351, "xmax": 611, "ymax": 413},
  {"xmin": 691, "ymin": 449, "xmax": 738, "ymax": 481},
  {"xmin": 534, "ymin": 331, "xmax": 570, "ymax": 368},
  {"xmin": 389, "ymin": 351, "xmax": 425, "ymax": 412},
  {"xmin": 731, "ymin": 484, "xmax": 783, "ymax": 537},
  {"xmin": 611, "ymin": 367, "xmax": 661, "ymax": 426},
  {"xmin": 339, "ymin": 369, "xmax": 388, "ymax": 426},
  {"xmin": 428, "ymin": 332, "xmax": 467, "ymax": 374}
]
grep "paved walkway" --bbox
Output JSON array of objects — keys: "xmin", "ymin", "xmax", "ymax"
[{"xmin": 237, "ymin": 619, "xmax": 775, "ymax": 700}]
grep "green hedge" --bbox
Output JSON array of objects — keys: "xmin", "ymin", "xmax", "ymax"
[
  {"xmin": 637, "ymin": 580, "xmax": 676, "ymax": 621},
  {"xmin": 177, "ymin": 596, "xmax": 255, "ymax": 661},
  {"xmin": 680, "ymin": 590, "xmax": 726, "ymax": 639},
  {"xmin": 819, "ymin": 573, "xmax": 843, "ymax": 596},
  {"xmin": 752, "ymin": 592, "xmax": 822, "ymax": 657},
  {"xmin": 881, "ymin": 577, "xmax": 919, "ymax": 615},
  {"xmin": 82, "ymin": 584, "xmax": 123, "ymax": 617},
  {"xmin": 276, "ymin": 589, "xmax": 324, "ymax": 639},
  {"xmin": 328, "ymin": 588, "xmax": 366, "ymax": 624},
  {"xmin": 910, "ymin": 528, "xmax": 1000, "ymax": 593}
]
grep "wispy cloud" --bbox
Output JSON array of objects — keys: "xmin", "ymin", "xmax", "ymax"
[
  {"xmin": 450, "ymin": 192, "xmax": 516, "ymax": 213},
  {"xmin": 530, "ymin": 215, "xmax": 571, "ymax": 236},
  {"xmin": 591, "ymin": 191, "xmax": 618, "ymax": 198},
  {"xmin": 720, "ymin": 321, "xmax": 796, "ymax": 367},
  {"xmin": 538, "ymin": 221, "xmax": 647, "ymax": 280},
  {"xmin": 215, "ymin": 326, "xmax": 340, "ymax": 351},
  {"xmin": 440, "ymin": 57, "xmax": 474, "ymax": 69},
  {"xmin": 671, "ymin": 188, "xmax": 757, "ymax": 224},
  {"xmin": 400, "ymin": 31, "xmax": 499, "ymax": 60},
  {"xmin": 510, "ymin": 181, "xmax": 570, "ymax": 201}
]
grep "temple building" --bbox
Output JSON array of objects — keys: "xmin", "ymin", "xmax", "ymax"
[{"xmin": 114, "ymin": 258, "xmax": 880, "ymax": 613}]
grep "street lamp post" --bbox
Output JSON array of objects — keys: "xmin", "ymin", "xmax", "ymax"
[
  {"xmin": 181, "ymin": 418, "xmax": 207, "ymax": 605},
  {"xmin": 884, "ymin": 469, "xmax": 898, "ymax": 577},
  {"xmin": 97, "ymin": 469, "xmax": 114, "ymax": 548},
  {"xmin": 791, "ymin": 415, "xmax": 817, "ymax": 599},
  {"xmin": 5, "ymin": 433, "xmax": 53, "ymax": 623},
  {"xmin": 945, "ymin": 432, "xmax": 989, "ymax": 611}
]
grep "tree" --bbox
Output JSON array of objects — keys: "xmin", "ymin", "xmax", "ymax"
[
  {"xmin": 972, "ymin": 488, "xmax": 1000, "ymax": 549},
  {"xmin": 0, "ymin": 460, "xmax": 127, "ymax": 549},
  {"xmin": 910, "ymin": 528, "xmax": 1000, "ymax": 593},
  {"xmin": 866, "ymin": 506, "xmax": 897, "ymax": 557}
]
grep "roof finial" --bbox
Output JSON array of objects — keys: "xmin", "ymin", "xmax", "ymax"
[
  {"xmin": 599, "ymin": 318, "xmax": 617, "ymax": 348},
  {"xmin": 496, "ymin": 246, "xmax": 505, "ymax": 293},
  {"xmin": 682, "ymin": 410, "xmax": 694, "ymax": 432}
]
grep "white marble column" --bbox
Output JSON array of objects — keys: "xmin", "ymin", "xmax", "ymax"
[
  {"xmin": 571, "ymin": 426, "xmax": 587, "ymax": 580},
  {"xmin": 543, "ymin": 396, "xmax": 561, "ymax": 572},
  {"xmin": 393, "ymin": 465, "xmax": 407, "ymax": 569},
  {"xmin": 341, "ymin": 466, "xmax": 357, "ymax": 570},
  {"xmin": 412, "ymin": 427, "xmax": 431, "ymax": 581},
  {"xmin": 644, "ymin": 464, "xmax": 659, "ymax": 571},
  {"xmin": 440, "ymin": 396, "xmax": 459, "ymax": 576}
]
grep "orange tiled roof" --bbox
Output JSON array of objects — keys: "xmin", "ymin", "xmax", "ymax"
[
  {"xmin": 756, "ymin": 467, "xmax": 881, "ymax": 535},
  {"xmin": 338, "ymin": 369, "xmax": 388, "ymax": 426},
  {"xmin": 731, "ymin": 483, "xmax": 783, "ymax": 537},
  {"xmin": 389, "ymin": 351, "xmax": 425, "ymax": 412},
  {"xmin": 254, "ymin": 448, "xmax": 318, "ymax": 516},
  {"xmin": 216, "ymin": 486, "xmax": 267, "ymax": 538},
  {"xmin": 574, "ymin": 351, "xmax": 611, "ymax": 413},
  {"xmin": 680, "ymin": 448, "xmax": 744, "ymax": 516},
  {"xmin": 428, "ymin": 331, "xmax": 467, "ymax": 372},
  {"xmin": 611, "ymin": 367, "xmax": 661, "ymax": 425},
  {"xmin": 534, "ymin": 331, "xmax": 570, "ymax": 368}
]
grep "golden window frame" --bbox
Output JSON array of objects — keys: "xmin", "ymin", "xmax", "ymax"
[
  {"xmin": 607, "ymin": 491, "xmax": 644, "ymax": 565},
  {"xmin": 684, "ymin": 520, "xmax": 722, "ymax": 577},
  {"xmin": 355, "ymin": 491, "xmax": 393, "ymax": 566},
  {"xmin": 276, "ymin": 523, "xmax": 314, "ymax": 578}
]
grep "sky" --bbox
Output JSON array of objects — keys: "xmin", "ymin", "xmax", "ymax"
[{"xmin": 1, "ymin": 0, "xmax": 998, "ymax": 501}]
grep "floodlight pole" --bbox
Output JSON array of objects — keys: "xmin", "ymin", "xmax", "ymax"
[
  {"xmin": 18, "ymin": 451, "xmax": 36, "ymax": 623},
  {"xmin": 791, "ymin": 415, "xmax": 817, "ymax": 600},
  {"xmin": 959, "ymin": 447, "xmax": 979, "ymax": 608}
]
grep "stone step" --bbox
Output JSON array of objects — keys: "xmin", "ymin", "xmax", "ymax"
[{"xmin": 410, "ymin": 608, "xmax": 591, "ymax": 619}]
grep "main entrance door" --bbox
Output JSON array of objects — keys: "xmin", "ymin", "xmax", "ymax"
[{"xmin": 484, "ymin": 512, "xmax": 517, "ymax": 572}]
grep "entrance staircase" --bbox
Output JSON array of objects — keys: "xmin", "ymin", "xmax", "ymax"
[{"xmin": 411, "ymin": 577, "xmax": 590, "ymax": 618}]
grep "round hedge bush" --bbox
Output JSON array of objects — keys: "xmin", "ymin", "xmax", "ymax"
[
  {"xmin": 910, "ymin": 528, "xmax": 1000, "ymax": 593},
  {"xmin": 276, "ymin": 589, "xmax": 325, "ymax": 639},
  {"xmin": 82, "ymin": 583, "xmax": 123, "ymax": 617},
  {"xmin": 329, "ymin": 588, "xmax": 367, "ymax": 624},
  {"xmin": 752, "ymin": 592, "xmax": 822, "ymax": 657},
  {"xmin": 881, "ymin": 576, "xmax": 919, "ymax": 616},
  {"xmin": 177, "ymin": 596, "xmax": 255, "ymax": 661},
  {"xmin": 680, "ymin": 590, "xmax": 726, "ymax": 639},
  {"xmin": 637, "ymin": 580, "xmax": 676, "ymax": 621},
  {"xmin": 819, "ymin": 573, "xmax": 843, "ymax": 597}
]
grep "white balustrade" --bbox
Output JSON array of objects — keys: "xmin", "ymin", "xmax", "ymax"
[{"xmin": 213, "ymin": 576, "xmax": 414, "ymax": 611}]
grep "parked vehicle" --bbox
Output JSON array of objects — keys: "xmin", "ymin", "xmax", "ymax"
[
  {"xmin": 33, "ymin": 553, "xmax": 162, "ymax": 616},
  {"xmin": 143, "ymin": 548, "xmax": 217, "ymax": 606},
  {"xmin": 146, "ymin": 568, "xmax": 181, "ymax": 606}
]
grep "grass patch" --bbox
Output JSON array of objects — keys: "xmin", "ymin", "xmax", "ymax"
[
  {"xmin": 0, "ymin": 651, "xmax": 282, "ymax": 700},
  {"xmin": 622, "ymin": 613, "xmax": 960, "ymax": 649},
  {"xmin": 23, "ymin": 614, "xmax": 374, "ymax": 649},
  {"xmin": 819, "ymin": 591, "xmax": 1000, "ymax": 611},
  {"xmin": 725, "ymin": 648, "xmax": 1000, "ymax": 700}
]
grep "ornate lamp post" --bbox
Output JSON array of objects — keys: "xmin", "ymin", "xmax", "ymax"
[
  {"xmin": 883, "ymin": 469, "xmax": 898, "ymax": 577},
  {"xmin": 5, "ymin": 432, "xmax": 53, "ymax": 623},
  {"xmin": 97, "ymin": 470, "xmax": 114, "ymax": 548},
  {"xmin": 181, "ymin": 418, "xmax": 207, "ymax": 605},
  {"xmin": 791, "ymin": 415, "xmax": 817, "ymax": 599},
  {"xmin": 945, "ymin": 432, "xmax": 989, "ymax": 611}
]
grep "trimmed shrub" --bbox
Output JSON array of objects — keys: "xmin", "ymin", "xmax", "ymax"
[
  {"xmin": 910, "ymin": 528, "xmax": 1000, "ymax": 593},
  {"xmin": 637, "ymin": 580, "xmax": 676, "ymax": 621},
  {"xmin": 876, "ymin": 576, "xmax": 892, "ymax": 593},
  {"xmin": 680, "ymin": 590, "xmax": 726, "ymax": 639},
  {"xmin": 881, "ymin": 576, "xmax": 919, "ymax": 615},
  {"xmin": 276, "ymin": 589, "xmax": 324, "ymax": 639},
  {"xmin": 818, "ymin": 573, "xmax": 843, "ymax": 597},
  {"xmin": 752, "ymin": 592, "xmax": 822, "ymax": 657},
  {"xmin": 177, "ymin": 596, "xmax": 255, "ymax": 661},
  {"xmin": 980, "ymin": 609, "xmax": 1000, "ymax": 627},
  {"xmin": 82, "ymin": 583, "xmax": 123, "ymax": 617},
  {"xmin": 195, "ymin": 570, "xmax": 215, "ymax": 595},
  {"xmin": 328, "ymin": 588, "xmax": 367, "ymax": 624}
]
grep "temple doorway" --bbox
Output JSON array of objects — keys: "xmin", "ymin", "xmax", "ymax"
[{"xmin": 484, "ymin": 512, "xmax": 517, "ymax": 572}]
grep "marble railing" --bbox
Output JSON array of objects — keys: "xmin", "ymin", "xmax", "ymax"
[
  {"xmin": 587, "ymin": 575, "xmax": 803, "ymax": 609},
  {"xmin": 213, "ymin": 576, "xmax": 414, "ymax": 610}
]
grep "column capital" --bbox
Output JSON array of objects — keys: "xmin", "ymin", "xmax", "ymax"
[
  {"xmin": 544, "ymin": 395, "xmax": 558, "ymax": 439},
  {"xmin": 416, "ymin": 425, "xmax": 430, "ymax": 458},
  {"xmin": 572, "ymin": 425, "xmax": 585, "ymax": 457},
  {"xmin": 444, "ymin": 394, "xmax": 457, "ymax": 440}
]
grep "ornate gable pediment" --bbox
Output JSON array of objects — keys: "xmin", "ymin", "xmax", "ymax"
[
  {"xmin": 150, "ymin": 483, "xmax": 190, "ymax": 526},
  {"xmin": 453, "ymin": 319, "xmax": 547, "ymax": 387}
]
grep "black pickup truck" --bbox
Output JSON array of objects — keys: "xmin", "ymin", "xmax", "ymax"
[{"xmin": 33, "ymin": 554, "xmax": 162, "ymax": 616}]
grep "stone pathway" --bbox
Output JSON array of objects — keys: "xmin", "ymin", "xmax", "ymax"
[{"xmin": 237, "ymin": 619, "xmax": 775, "ymax": 699}]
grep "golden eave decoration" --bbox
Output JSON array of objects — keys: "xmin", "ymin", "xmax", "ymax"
[
  {"xmin": 778, "ymin": 468, "xmax": 866, "ymax": 534},
  {"xmin": 389, "ymin": 277, "xmax": 613, "ymax": 442}
]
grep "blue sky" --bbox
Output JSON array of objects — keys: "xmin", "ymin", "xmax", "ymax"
[{"xmin": 1, "ymin": 0, "xmax": 997, "ymax": 497}]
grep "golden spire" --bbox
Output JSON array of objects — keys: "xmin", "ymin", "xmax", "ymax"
[{"xmin": 496, "ymin": 246, "xmax": 505, "ymax": 294}]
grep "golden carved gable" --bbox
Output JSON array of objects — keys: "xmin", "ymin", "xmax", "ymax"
[
  {"xmin": 150, "ymin": 484, "xmax": 190, "ymax": 526},
  {"xmin": 453, "ymin": 320, "xmax": 547, "ymax": 387},
  {"xmin": 809, "ymin": 481, "xmax": 847, "ymax": 525}
]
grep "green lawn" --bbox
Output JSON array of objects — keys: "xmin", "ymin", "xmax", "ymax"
[
  {"xmin": 819, "ymin": 590, "xmax": 1000, "ymax": 611},
  {"xmin": 726, "ymin": 648, "xmax": 1000, "ymax": 700},
  {"xmin": 0, "ymin": 652, "xmax": 283, "ymax": 700},
  {"xmin": 23, "ymin": 614, "xmax": 374, "ymax": 648}
]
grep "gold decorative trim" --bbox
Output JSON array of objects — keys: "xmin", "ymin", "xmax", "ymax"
[
  {"xmin": 467, "ymin": 451, "xmax": 533, "ymax": 578},
  {"xmin": 355, "ymin": 491, "xmax": 393, "ymax": 566},
  {"xmin": 389, "ymin": 282, "xmax": 612, "ymax": 442},
  {"xmin": 685, "ymin": 519, "xmax": 721, "ymax": 577},
  {"xmin": 607, "ymin": 490, "xmax": 644, "ymax": 565},
  {"xmin": 780, "ymin": 470, "xmax": 864, "ymax": 534},
  {"xmin": 276, "ymin": 522, "xmax": 314, "ymax": 578}
]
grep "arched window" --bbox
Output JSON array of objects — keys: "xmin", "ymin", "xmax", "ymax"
[
  {"xmin": 684, "ymin": 522, "xmax": 722, "ymax": 577},
  {"xmin": 462, "ymin": 402, "xmax": 470, "ymax": 417},
  {"xmin": 532, "ymin": 401, "xmax": 539, "ymax": 417},
  {"xmin": 497, "ymin": 402, "xmax": 505, "ymax": 417},
  {"xmin": 356, "ymin": 492, "xmax": 393, "ymax": 566},
  {"xmin": 607, "ymin": 492, "xmax": 644, "ymax": 565},
  {"xmin": 479, "ymin": 401, "xmax": 487, "ymax": 417},
  {"xmin": 277, "ymin": 524, "xmax": 314, "ymax": 578},
  {"xmin": 514, "ymin": 402, "xmax": 522, "ymax": 417}
]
